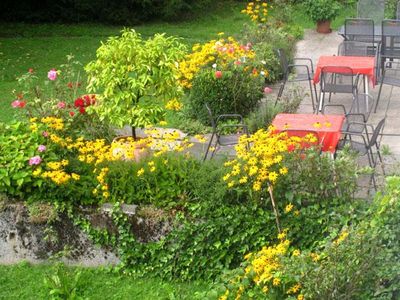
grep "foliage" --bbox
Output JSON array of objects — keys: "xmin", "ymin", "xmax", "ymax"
[
  {"xmin": 304, "ymin": 0, "xmax": 341, "ymax": 23},
  {"xmin": 245, "ymin": 85, "xmax": 304, "ymax": 133},
  {"xmin": 11, "ymin": 55, "xmax": 114, "ymax": 141},
  {"xmin": 43, "ymin": 263, "xmax": 84, "ymax": 300},
  {"xmin": 240, "ymin": 23, "xmax": 301, "ymax": 83},
  {"xmin": 0, "ymin": 121, "xmax": 55, "ymax": 198},
  {"xmin": 85, "ymin": 29, "xmax": 187, "ymax": 137},
  {"xmin": 0, "ymin": 0, "xmax": 218, "ymax": 24},
  {"xmin": 106, "ymin": 152, "xmax": 200, "ymax": 208},
  {"xmin": 216, "ymin": 176, "xmax": 400, "ymax": 300},
  {"xmin": 188, "ymin": 68, "xmax": 264, "ymax": 125}
]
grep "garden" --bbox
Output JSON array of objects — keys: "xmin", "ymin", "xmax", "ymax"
[{"xmin": 0, "ymin": 0, "xmax": 399, "ymax": 299}]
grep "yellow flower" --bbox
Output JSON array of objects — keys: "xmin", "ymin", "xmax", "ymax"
[
  {"xmin": 292, "ymin": 249, "xmax": 300, "ymax": 257},
  {"xmin": 272, "ymin": 277, "xmax": 281, "ymax": 286},
  {"xmin": 102, "ymin": 191, "xmax": 110, "ymax": 198},
  {"xmin": 313, "ymin": 122, "xmax": 322, "ymax": 128},
  {"xmin": 285, "ymin": 203, "xmax": 294, "ymax": 213},
  {"xmin": 159, "ymin": 120, "xmax": 168, "ymax": 126},
  {"xmin": 137, "ymin": 168, "xmax": 145, "ymax": 176},
  {"xmin": 297, "ymin": 294, "xmax": 304, "ymax": 300},
  {"xmin": 277, "ymin": 232, "xmax": 286, "ymax": 240},
  {"xmin": 217, "ymin": 32, "xmax": 225, "ymax": 36},
  {"xmin": 71, "ymin": 173, "xmax": 80, "ymax": 180}
]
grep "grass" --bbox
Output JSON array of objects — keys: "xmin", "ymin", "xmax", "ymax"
[
  {"xmin": 0, "ymin": 262, "xmax": 209, "ymax": 299},
  {"xmin": 0, "ymin": 2, "xmax": 247, "ymax": 124},
  {"xmin": 0, "ymin": 1, "xmax": 358, "ymax": 124},
  {"xmin": 290, "ymin": 2, "xmax": 356, "ymax": 30}
]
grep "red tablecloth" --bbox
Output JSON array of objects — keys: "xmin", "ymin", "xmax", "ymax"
[
  {"xmin": 313, "ymin": 56, "xmax": 376, "ymax": 86},
  {"xmin": 272, "ymin": 113, "xmax": 345, "ymax": 153}
]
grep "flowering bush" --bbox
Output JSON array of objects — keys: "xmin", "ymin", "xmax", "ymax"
[
  {"xmin": 241, "ymin": 0, "xmax": 269, "ymax": 24},
  {"xmin": 11, "ymin": 56, "xmax": 113, "ymax": 141},
  {"xmin": 178, "ymin": 35, "xmax": 266, "ymax": 124}
]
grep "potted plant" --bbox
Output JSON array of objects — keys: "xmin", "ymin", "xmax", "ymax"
[
  {"xmin": 85, "ymin": 29, "xmax": 186, "ymax": 140},
  {"xmin": 304, "ymin": 0, "xmax": 341, "ymax": 34}
]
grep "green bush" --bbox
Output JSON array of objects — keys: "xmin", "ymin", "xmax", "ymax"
[
  {"xmin": 0, "ymin": 121, "xmax": 54, "ymax": 198},
  {"xmin": 106, "ymin": 153, "xmax": 200, "ymax": 208},
  {"xmin": 241, "ymin": 23, "xmax": 301, "ymax": 83},
  {"xmin": 304, "ymin": 0, "xmax": 341, "ymax": 23},
  {"xmin": 188, "ymin": 68, "xmax": 263, "ymax": 125}
]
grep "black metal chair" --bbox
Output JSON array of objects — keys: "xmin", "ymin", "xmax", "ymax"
[
  {"xmin": 344, "ymin": 18, "xmax": 375, "ymax": 45},
  {"xmin": 338, "ymin": 117, "xmax": 386, "ymax": 190},
  {"xmin": 357, "ymin": 0, "xmax": 385, "ymax": 24},
  {"xmin": 380, "ymin": 19, "xmax": 400, "ymax": 71},
  {"xmin": 323, "ymin": 93, "xmax": 375, "ymax": 135},
  {"xmin": 375, "ymin": 61, "xmax": 400, "ymax": 112},
  {"xmin": 318, "ymin": 66, "xmax": 360, "ymax": 112},
  {"xmin": 203, "ymin": 104, "xmax": 249, "ymax": 161},
  {"xmin": 275, "ymin": 48, "xmax": 318, "ymax": 112}
]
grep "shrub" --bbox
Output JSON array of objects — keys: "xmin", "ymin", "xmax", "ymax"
[
  {"xmin": 304, "ymin": 0, "xmax": 341, "ymax": 23},
  {"xmin": 105, "ymin": 153, "xmax": 200, "ymax": 208},
  {"xmin": 240, "ymin": 23, "xmax": 301, "ymax": 83},
  {"xmin": 188, "ymin": 68, "xmax": 263, "ymax": 125}
]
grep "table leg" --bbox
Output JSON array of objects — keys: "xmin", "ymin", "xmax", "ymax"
[
  {"xmin": 318, "ymin": 91, "xmax": 325, "ymax": 113},
  {"xmin": 364, "ymin": 75, "xmax": 369, "ymax": 112}
]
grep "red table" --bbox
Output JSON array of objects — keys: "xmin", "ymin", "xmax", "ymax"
[
  {"xmin": 272, "ymin": 113, "xmax": 345, "ymax": 153},
  {"xmin": 313, "ymin": 56, "xmax": 376, "ymax": 112},
  {"xmin": 313, "ymin": 56, "xmax": 376, "ymax": 85}
]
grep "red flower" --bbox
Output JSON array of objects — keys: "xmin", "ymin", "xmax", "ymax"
[
  {"xmin": 287, "ymin": 144, "xmax": 296, "ymax": 152},
  {"xmin": 19, "ymin": 101, "xmax": 26, "ymax": 108},
  {"xmin": 69, "ymin": 111, "xmax": 75, "ymax": 117},
  {"xmin": 28, "ymin": 68, "xmax": 34, "ymax": 73},
  {"xmin": 234, "ymin": 60, "xmax": 241, "ymax": 65},
  {"xmin": 79, "ymin": 107, "xmax": 86, "ymax": 114},
  {"xmin": 74, "ymin": 97, "xmax": 84, "ymax": 108},
  {"xmin": 215, "ymin": 71, "xmax": 223, "ymax": 79}
]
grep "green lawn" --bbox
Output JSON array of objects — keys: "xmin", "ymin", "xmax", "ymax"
[
  {"xmin": 0, "ymin": 262, "xmax": 209, "ymax": 299},
  {"xmin": 0, "ymin": 2, "xmax": 247, "ymax": 123}
]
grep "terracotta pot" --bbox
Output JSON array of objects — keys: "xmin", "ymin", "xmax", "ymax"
[
  {"xmin": 316, "ymin": 20, "xmax": 332, "ymax": 34},
  {"xmin": 112, "ymin": 136, "xmax": 149, "ymax": 162}
]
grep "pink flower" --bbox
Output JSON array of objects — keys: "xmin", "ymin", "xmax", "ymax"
[
  {"xmin": 37, "ymin": 145, "xmax": 46, "ymax": 152},
  {"xmin": 11, "ymin": 100, "xmax": 26, "ymax": 108},
  {"xmin": 57, "ymin": 101, "xmax": 66, "ymax": 109},
  {"xmin": 29, "ymin": 156, "xmax": 42, "ymax": 166},
  {"xmin": 234, "ymin": 60, "xmax": 241, "ymax": 65},
  {"xmin": 47, "ymin": 69, "xmax": 57, "ymax": 81},
  {"xmin": 42, "ymin": 131, "xmax": 49, "ymax": 138},
  {"xmin": 264, "ymin": 87, "xmax": 273, "ymax": 94},
  {"xmin": 28, "ymin": 68, "xmax": 34, "ymax": 73},
  {"xmin": 11, "ymin": 100, "xmax": 21, "ymax": 108},
  {"xmin": 215, "ymin": 71, "xmax": 223, "ymax": 79},
  {"xmin": 246, "ymin": 42, "xmax": 252, "ymax": 49}
]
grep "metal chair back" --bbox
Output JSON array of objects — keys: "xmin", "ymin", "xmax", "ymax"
[
  {"xmin": 337, "ymin": 41, "xmax": 370, "ymax": 56},
  {"xmin": 345, "ymin": 18, "xmax": 375, "ymax": 44},
  {"xmin": 381, "ymin": 19, "xmax": 400, "ymax": 59},
  {"xmin": 205, "ymin": 103, "xmax": 217, "ymax": 130},
  {"xmin": 357, "ymin": 0, "xmax": 385, "ymax": 24},
  {"xmin": 276, "ymin": 48, "xmax": 289, "ymax": 80},
  {"xmin": 320, "ymin": 66, "xmax": 358, "ymax": 94}
]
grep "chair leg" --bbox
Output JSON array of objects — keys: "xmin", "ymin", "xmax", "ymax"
[
  {"xmin": 275, "ymin": 81, "xmax": 286, "ymax": 106},
  {"xmin": 203, "ymin": 133, "xmax": 215, "ymax": 161},
  {"xmin": 318, "ymin": 91, "xmax": 325, "ymax": 113},
  {"xmin": 374, "ymin": 82, "xmax": 384, "ymax": 113},
  {"xmin": 210, "ymin": 140, "xmax": 219, "ymax": 159}
]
